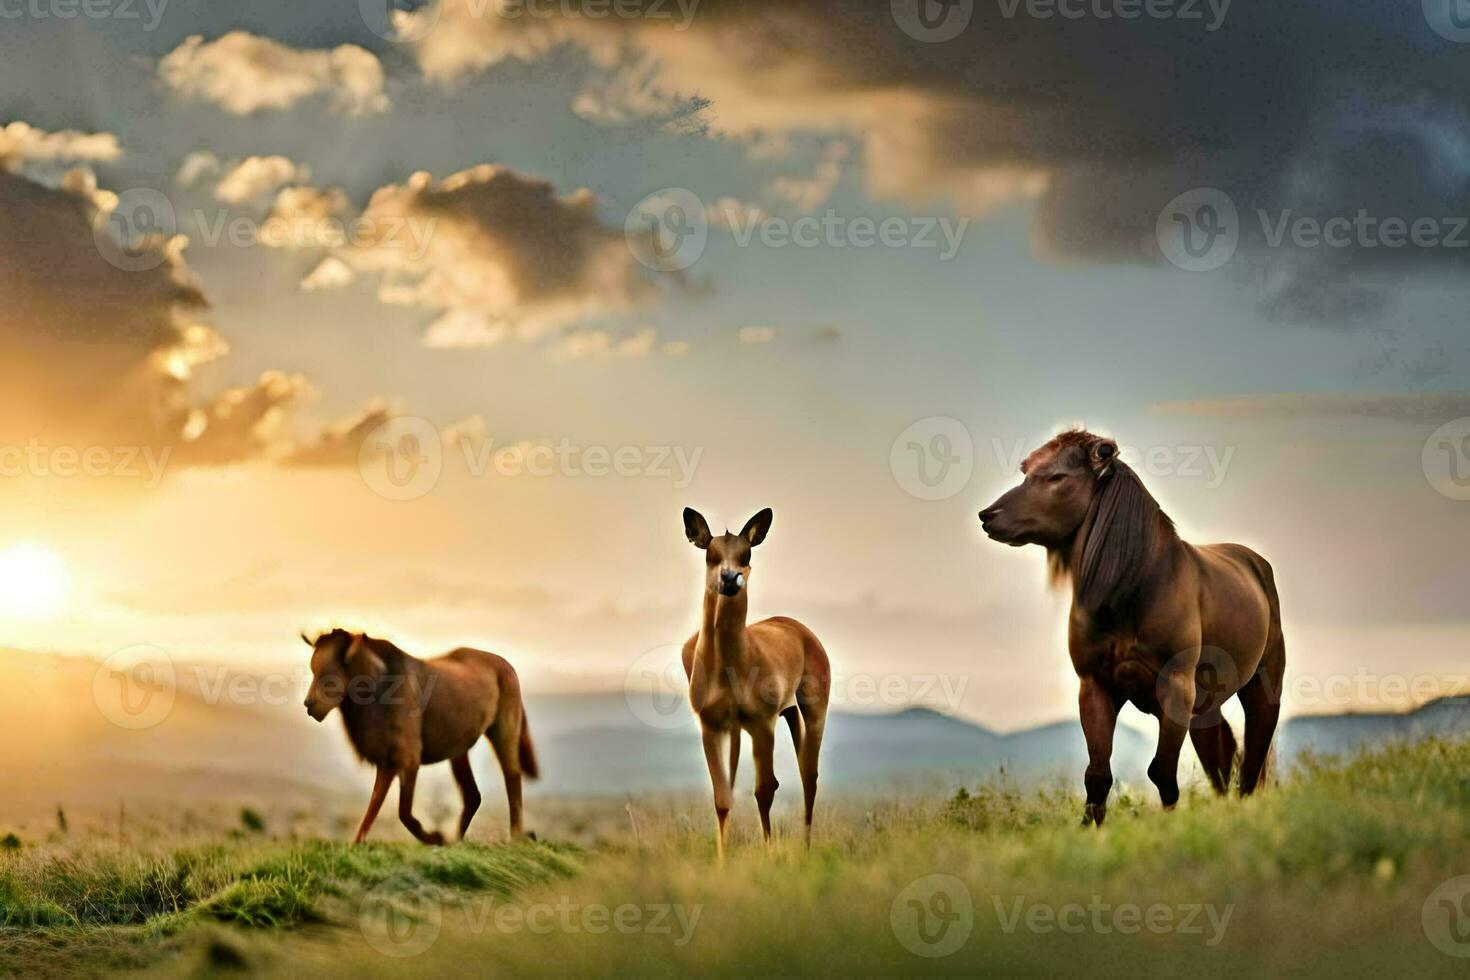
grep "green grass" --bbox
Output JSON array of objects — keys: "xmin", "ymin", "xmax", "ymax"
[
  {"xmin": 3, "ymin": 739, "xmax": 1468, "ymax": 977},
  {"xmin": 0, "ymin": 838, "xmax": 580, "ymax": 976}
]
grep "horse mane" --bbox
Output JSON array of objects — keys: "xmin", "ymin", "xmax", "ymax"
[{"xmin": 1073, "ymin": 459, "xmax": 1177, "ymax": 614}]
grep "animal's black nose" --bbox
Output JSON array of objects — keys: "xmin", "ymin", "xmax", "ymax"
[
  {"xmin": 720, "ymin": 569, "xmax": 740, "ymax": 586},
  {"xmin": 979, "ymin": 506, "xmax": 1000, "ymax": 522}
]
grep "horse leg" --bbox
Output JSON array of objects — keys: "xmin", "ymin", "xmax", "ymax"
[
  {"xmin": 487, "ymin": 720, "xmax": 525, "ymax": 840},
  {"xmin": 700, "ymin": 724, "xmax": 734, "ymax": 862},
  {"xmin": 795, "ymin": 707, "xmax": 823, "ymax": 848},
  {"xmin": 450, "ymin": 753, "xmax": 482, "ymax": 842},
  {"xmin": 750, "ymin": 722, "xmax": 779, "ymax": 843},
  {"xmin": 1079, "ymin": 677, "xmax": 1120, "ymax": 827},
  {"xmin": 353, "ymin": 767, "xmax": 394, "ymax": 844},
  {"xmin": 396, "ymin": 765, "xmax": 445, "ymax": 845},
  {"xmin": 1237, "ymin": 649, "xmax": 1284, "ymax": 796},
  {"xmin": 728, "ymin": 728, "xmax": 742, "ymax": 791},
  {"xmin": 1150, "ymin": 668, "xmax": 1196, "ymax": 810},
  {"xmin": 1189, "ymin": 717, "xmax": 1236, "ymax": 796}
]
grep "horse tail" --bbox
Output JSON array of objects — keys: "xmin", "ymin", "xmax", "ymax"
[{"xmin": 518, "ymin": 710, "xmax": 540, "ymax": 781}]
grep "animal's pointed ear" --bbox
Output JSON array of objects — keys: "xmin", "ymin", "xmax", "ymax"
[
  {"xmin": 343, "ymin": 634, "xmax": 384, "ymax": 677},
  {"xmin": 683, "ymin": 507, "xmax": 713, "ymax": 549},
  {"xmin": 740, "ymin": 508, "xmax": 773, "ymax": 547},
  {"xmin": 1089, "ymin": 438, "xmax": 1118, "ymax": 476},
  {"xmin": 301, "ymin": 632, "xmax": 313, "ymax": 647}
]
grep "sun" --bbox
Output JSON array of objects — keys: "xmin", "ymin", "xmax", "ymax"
[{"xmin": 0, "ymin": 544, "xmax": 71, "ymax": 618}]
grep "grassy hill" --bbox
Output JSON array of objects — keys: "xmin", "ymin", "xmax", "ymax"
[{"xmin": 1, "ymin": 738, "xmax": 1467, "ymax": 977}]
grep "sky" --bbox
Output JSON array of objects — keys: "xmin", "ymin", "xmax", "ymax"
[{"xmin": 1, "ymin": 0, "xmax": 1468, "ymax": 730}]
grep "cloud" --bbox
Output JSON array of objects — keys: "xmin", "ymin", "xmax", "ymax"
[
  {"xmin": 545, "ymin": 326, "xmax": 658, "ymax": 362},
  {"xmin": 278, "ymin": 401, "xmax": 395, "ymax": 468},
  {"xmin": 0, "ymin": 161, "xmax": 363, "ymax": 473},
  {"xmin": 340, "ymin": 165, "xmax": 658, "ymax": 346},
  {"xmin": 279, "ymin": 402, "xmax": 484, "ymax": 468},
  {"xmin": 0, "ymin": 122, "xmax": 120, "ymax": 172},
  {"xmin": 259, "ymin": 186, "xmax": 353, "ymax": 250},
  {"xmin": 738, "ymin": 325, "xmax": 776, "ymax": 344},
  {"xmin": 213, "ymin": 156, "xmax": 311, "ymax": 205},
  {"xmin": 1151, "ymin": 393, "xmax": 1470, "ymax": 423},
  {"xmin": 404, "ymin": 1, "xmax": 1470, "ymax": 321},
  {"xmin": 300, "ymin": 256, "xmax": 356, "ymax": 291},
  {"xmin": 766, "ymin": 141, "xmax": 849, "ymax": 213},
  {"xmin": 176, "ymin": 150, "xmax": 221, "ymax": 188},
  {"xmin": 159, "ymin": 32, "xmax": 389, "ymax": 116}
]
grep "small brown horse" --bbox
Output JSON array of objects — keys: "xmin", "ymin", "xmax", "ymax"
[
  {"xmin": 979, "ymin": 430, "xmax": 1285, "ymax": 825},
  {"xmin": 303, "ymin": 630, "xmax": 537, "ymax": 843},
  {"xmin": 680, "ymin": 508, "xmax": 832, "ymax": 858}
]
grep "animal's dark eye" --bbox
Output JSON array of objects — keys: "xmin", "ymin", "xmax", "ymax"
[{"xmin": 1048, "ymin": 473, "xmax": 1067, "ymax": 484}]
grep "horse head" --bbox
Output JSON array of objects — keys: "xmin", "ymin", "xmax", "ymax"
[{"xmin": 979, "ymin": 429, "xmax": 1174, "ymax": 612}]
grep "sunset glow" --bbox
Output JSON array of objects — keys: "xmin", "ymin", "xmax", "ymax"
[{"xmin": 0, "ymin": 544, "xmax": 70, "ymax": 619}]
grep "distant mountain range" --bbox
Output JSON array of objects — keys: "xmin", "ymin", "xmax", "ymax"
[{"xmin": 2, "ymin": 651, "xmax": 1466, "ymax": 815}]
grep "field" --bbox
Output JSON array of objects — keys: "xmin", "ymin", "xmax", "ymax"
[{"xmin": 3, "ymin": 738, "xmax": 1469, "ymax": 978}]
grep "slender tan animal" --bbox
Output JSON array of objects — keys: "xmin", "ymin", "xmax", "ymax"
[
  {"xmin": 302, "ymin": 630, "xmax": 537, "ymax": 844},
  {"xmin": 680, "ymin": 508, "xmax": 832, "ymax": 859}
]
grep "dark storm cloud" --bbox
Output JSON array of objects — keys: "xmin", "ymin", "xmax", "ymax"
[{"xmin": 409, "ymin": 0, "xmax": 1470, "ymax": 321}]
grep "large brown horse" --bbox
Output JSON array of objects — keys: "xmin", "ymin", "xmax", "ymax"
[{"xmin": 979, "ymin": 430, "xmax": 1285, "ymax": 825}]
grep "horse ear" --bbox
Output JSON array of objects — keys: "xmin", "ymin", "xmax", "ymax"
[
  {"xmin": 740, "ymin": 508, "xmax": 773, "ymax": 547},
  {"xmin": 1089, "ymin": 438, "xmax": 1118, "ymax": 476},
  {"xmin": 344, "ymin": 634, "xmax": 384, "ymax": 677},
  {"xmin": 683, "ymin": 508, "xmax": 712, "ymax": 549}
]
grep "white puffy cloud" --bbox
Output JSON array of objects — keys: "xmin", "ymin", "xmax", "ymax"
[
  {"xmin": 301, "ymin": 256, "xmax": 356, "ymax": 291},
  {"xmin": 159, "ymin": 32, "xmax": 389, "ymax": 116},
  {"xmin": 0, "ymin": 121, "xmax": 120, "ymax": 172},
  {"xmin": 545, "ymin": 326, "xmax": 658, "ymax": 362},
  {"xmin": 214, "ymin": 155, "xmax": 311, "ymax": 205}
]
